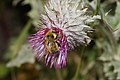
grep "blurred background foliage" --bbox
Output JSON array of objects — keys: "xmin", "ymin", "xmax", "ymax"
[{"xmin": 0, "ymin": 0, "xmax": 120, "ymax": 80}]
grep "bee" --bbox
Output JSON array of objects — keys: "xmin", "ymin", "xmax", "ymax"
[{"xmin": 45, "ymin": 30, "xmax": 60, "ymax": 54}]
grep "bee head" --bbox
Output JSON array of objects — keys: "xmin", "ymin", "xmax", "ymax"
[{"xmin": 46, "ymin": 30, "xmax": 57, "ymax": 40}]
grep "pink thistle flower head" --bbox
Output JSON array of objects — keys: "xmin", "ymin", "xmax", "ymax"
[{"xmin": 29, "ymin": 0, "xmax": 100, "ymax": 68}]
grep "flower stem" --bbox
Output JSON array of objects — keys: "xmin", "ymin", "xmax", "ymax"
[
  {"xmin": 56, "ymin": 69, "xmax": 63, "ymax": 80},
  {"xmin": 73, "ymin": 45, "xmax": 86, "ymax": 80},
  {"xmin": 11, "ymin": 19, "xmax": 32, "ymax": 59}
]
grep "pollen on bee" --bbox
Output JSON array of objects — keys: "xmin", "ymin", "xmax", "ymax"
[{"xmin": 45, "ymin": 30, "xmax": 60, "ymax": 54}]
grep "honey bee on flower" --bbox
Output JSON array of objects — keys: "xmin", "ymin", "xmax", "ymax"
[
  {"xmin": 29, "ymin": 0, "xmax": 100, "ymax": 68},
  {"xmin": 45, "ymin": 30, "xmax": 61, "ymax": 54}
]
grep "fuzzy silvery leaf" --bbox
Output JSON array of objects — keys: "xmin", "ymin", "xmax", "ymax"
[
  {"xmin": 112, "ymin": 61, "xmax": 120, "ymax": 73},
  {"xmin": 89, "ymin": 0, "xmax": 97, "ymax": 10},
  {"xmin": 114, "ymin": 26, "xmax": 120, "ymax": 41},
  {"xmin": 103, "ymin": 61, "xmax": 120, "ymax": 80},
  {"xmin": 105, "ymin": 2, "xmax": 120, "ymax": 29},
  {"xmin": 111, "ymin": 61, "xmax": 120, "ymax": 79},
  {"xmin": 113, "ymin": 45, "xmax": 120, "ymax": 61},
  {"xmin": 111, "ymin": 2, "xmax": 120, "ymax": 28},
  {"xmin": 13, "ymin": 0, "xmax": 44, "ymax": 27},
  {"xmin": 99, "ymin": 53, "xmax": 113, "ymax": 61},
  {"xmin": 7, "ymin": 44, "xmax": 35, "ymax": 67},
  {"xmin": 97, "ymin": 40, "xmax": 113, "ymax": 61},
  {"xmin": 23, "ymin": 0, "xmax": 44, "ymax": 27},
  {"xmin": 12, "ymin": 0, "xmax": 21, "ymax": 5},
  {"xmin": 111, "ymin": 2, "xmax": 120, "ymax": 41},
  {"xmin": 101, "ymin": 44, "xmax": 120, "ymax": 80},
  {"xmin": 103, "ymin": 62, "xmax": 116, "ymax": 80},
  {"xmin": 117, "ymin": 72, "xmax": 120, "ymax": 79},
  {"xmin": 99, "ymin": 2, "xmax": 120, "ymax": 80},
  {"xmin": 102, "ymin": 44, "xmax": 120, "ymax": 80}
]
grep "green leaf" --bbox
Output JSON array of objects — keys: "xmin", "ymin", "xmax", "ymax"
[{"xmin": 0, "ymin": 64, "xmax": 9, "ymax": 78}]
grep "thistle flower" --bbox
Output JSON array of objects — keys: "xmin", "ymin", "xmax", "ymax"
[{"xmin": 29, "ymin": 0, "xmax": 100, "ymax": 68}]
